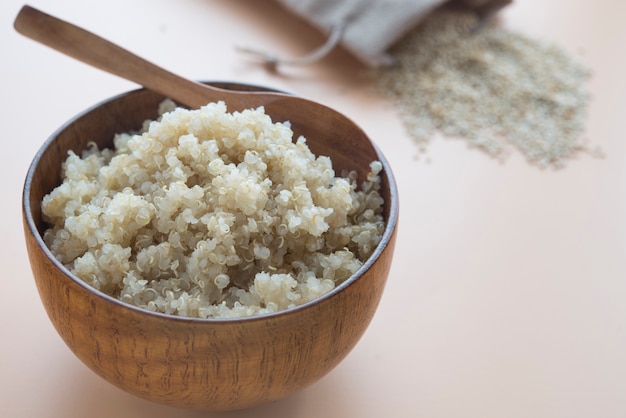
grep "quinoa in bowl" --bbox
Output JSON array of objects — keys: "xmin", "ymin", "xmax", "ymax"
[{"xmin": 41, "ymin": 100, "xmax": 385, "ymax": 318}]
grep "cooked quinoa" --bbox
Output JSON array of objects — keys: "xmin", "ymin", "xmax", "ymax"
[{"xmin": 42, "ymin": 100, "xmax": 385, "ymax": 318}]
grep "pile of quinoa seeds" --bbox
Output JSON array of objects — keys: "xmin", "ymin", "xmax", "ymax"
[{"xmin": 374, "ymin": 8, "xmax": 598, "ymax": 168}]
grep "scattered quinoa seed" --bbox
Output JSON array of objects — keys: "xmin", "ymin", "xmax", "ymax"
[{"xmin": 374, "ymin": 8, "xmax": 595, "ymax": 168}]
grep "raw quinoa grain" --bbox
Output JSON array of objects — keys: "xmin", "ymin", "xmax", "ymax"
[{"xmin": 375, "ymin": 8, "xmax": 596, "ymax": 168}]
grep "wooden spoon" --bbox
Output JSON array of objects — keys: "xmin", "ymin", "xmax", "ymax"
[
  {"xmin": 14, "ymin": 5, "xmax": 377, "ymax": 173},
  {"xmin": 13, "ymin": 5, "xmax": 355, "ymax": 123}
]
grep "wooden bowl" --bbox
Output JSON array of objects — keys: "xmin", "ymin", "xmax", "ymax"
[{"xmin": 22, "ymin": 82, "xmax": 399, "ymax": 410}]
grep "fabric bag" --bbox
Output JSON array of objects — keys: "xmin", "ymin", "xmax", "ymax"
[{"xmin": 243, "ymin": 0, "xmax": 512, "ymax": 67}]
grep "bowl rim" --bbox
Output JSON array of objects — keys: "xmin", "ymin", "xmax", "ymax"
[{"xmin": 23, "ymin": 82, "xmax": 399, "ymax": 324}]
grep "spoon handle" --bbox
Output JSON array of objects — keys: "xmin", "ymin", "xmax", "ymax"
[{"xmin": 14, "ymin": 5, "xmax": 216, "ymax": 108}]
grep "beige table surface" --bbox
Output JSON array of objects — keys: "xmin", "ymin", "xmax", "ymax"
[{"xmin": 2, "ymin": 1, "xmax": 625, "ymax": 417}]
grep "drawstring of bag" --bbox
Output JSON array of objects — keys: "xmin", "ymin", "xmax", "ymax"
[{"xmin": 235, "ymin": 22, "xmax": 346, "ymax": 69}]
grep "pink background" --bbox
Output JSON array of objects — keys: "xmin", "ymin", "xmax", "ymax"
[{"xmin": 2, "ymin": 1, "xmax": 625, "ymax": 417}]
